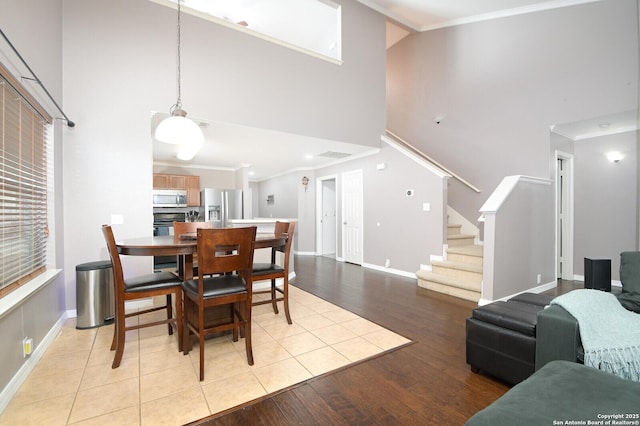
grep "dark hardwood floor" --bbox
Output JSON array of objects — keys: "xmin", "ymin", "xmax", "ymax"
[{"xmin": 192, "ymin": 256, "xmax": 578, "ymax": 425}]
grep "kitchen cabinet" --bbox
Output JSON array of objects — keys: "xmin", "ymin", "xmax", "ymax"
[
  {"xmin": 186, "ymin": 176, "xmax": 200, "ymax": 206},
  {"xmin": 153, "ymin": 173, "xmax": 200, "ymax": 206},
  {"xmin": 153, "ymin": 174, "xmax": 185, "ymax": 189},
  {"xmin": 153, "ymin": 174, "xmax": 169, "ymax": 189}
]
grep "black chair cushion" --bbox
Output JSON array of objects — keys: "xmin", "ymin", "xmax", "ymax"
[
  {"xmin": 252, "ymin": 263, "xmax": 284, "ymax": 275},
  {"xmin": 124, "ymin": 271, "xmax": 181, "ymax": 292},
  {"xmin": 182, "ymin": 275, "xmax": 247, "ymax": 298}
]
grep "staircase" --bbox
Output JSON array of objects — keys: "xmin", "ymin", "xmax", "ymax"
[{"xmin": 416, "ymin": 224, "xmax": 483, "ymax": 303}]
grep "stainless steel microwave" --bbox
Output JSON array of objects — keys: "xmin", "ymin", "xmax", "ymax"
[{"xmin": 153, "ymin": 189, "xmax": 187, "ymax": 207}]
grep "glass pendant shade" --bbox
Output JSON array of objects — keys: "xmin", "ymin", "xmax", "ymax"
[
  {"xmin": 176, "ymin": 139, "xmax": 203, "ymax": 160},
  {"xmin": 155, "ymin": 114, "xmax": 204, "ymax": 146}
]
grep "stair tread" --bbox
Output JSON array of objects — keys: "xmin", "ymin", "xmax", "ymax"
[
  {"xmin": 448, "ymin": 233, "xmax": 475, "ymax": 240},
  {"xmin": 447, "ymin": 245, "xmax": 483, "ymax": 257},
  {"xmin": 416, "ymin": 270, "xmax": 481, "ymax": 291},
  {"xmin": 418, "ymin": 280, "xmax": 480, "ymax": 302},
  {"xmin": 431, "ymin": 259, "xmax": 482, "ymax": 273}
]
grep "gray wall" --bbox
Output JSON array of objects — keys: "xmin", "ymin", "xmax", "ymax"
[
  {"xmin": 61, "ymin": 0, "xmax": 387, "ymax": 310},
  {"xmin": 255, "ymin": 171, "xmax": 316, "ymax": 253},
  {"xmin": 387, "ymin": 0, "xmax": 638, "ymax": 227},
  {"xmin": 258, "ymin": 174, "xmax": 300, "ymax": 219},
  {"xmin": 0, "ymin": 0, "xmax": 66, "ymax": 397},
  {"xmin": 484, "ymin": 178, "xmax": 556, "ymax": 300},
  {"xmin": 550, "ymin": 129, "xmax": 639, "ymax": 280},
  {"xmin": 0, "ymin": 0, "xmax": 387, "ymax": 398},
  {"xmin": 574, "ymin": 131, "xmax": 638, "ymax": 279},
  {"xmin": 255, "ymin": 141, "xmax": 448, "ymax": 273}
]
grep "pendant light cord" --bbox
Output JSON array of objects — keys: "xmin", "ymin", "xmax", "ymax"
[{"xmin": 172, "ymin": 0, "xmax": 183, "ymax": 114}]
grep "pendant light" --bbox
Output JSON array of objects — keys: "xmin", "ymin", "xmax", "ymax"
[{"xmin": 155, "ymin": 0, "xmax": 204, "ymax": 160}]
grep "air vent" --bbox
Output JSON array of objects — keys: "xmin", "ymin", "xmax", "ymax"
[{"xmin": 316, "ymin": 151, "xmax": 351, "ymax": 159}]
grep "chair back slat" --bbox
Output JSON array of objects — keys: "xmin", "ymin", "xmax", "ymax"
[
  {"xmin": 101, "ymin": 224, "xmax": 125, "ymax": 294},
  {"xmin": 173, "ymin": 221, "xmax": 213, "ymax": 239},
  {"xmin": 197, "ymin": 227, "xmax": 257, "ymax": 277},
  {"xmin": 273, "ymin": 221, "xmax": 291, "ymax": 254},
  {"xmin": 273, "ymin": 221, "xmax": 295, "ymax": 262}
]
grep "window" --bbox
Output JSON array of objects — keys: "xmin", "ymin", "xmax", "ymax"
[
  {"xmin": 0, "ymin": 63, "xmax": 51, "ymax": 297},
  {"xmin": 153, "ymin": 0, "xmax": 342, "ymax": 62}
]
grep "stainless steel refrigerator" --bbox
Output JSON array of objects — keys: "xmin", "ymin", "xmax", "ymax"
[{"xmin": 200, "ymin": 188, "xmax": 243, "ymax": 228}]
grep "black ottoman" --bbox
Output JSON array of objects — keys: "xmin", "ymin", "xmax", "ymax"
[{"xmin": 466, "ymin": 293, "xmax": 554, "ymax": 385}]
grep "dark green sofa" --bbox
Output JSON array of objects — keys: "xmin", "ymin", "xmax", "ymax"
[
  {"xmin": 466, "ymin": 360, "xmax": 640, "ymax": 425},
  {"xmin": 536, "ymin": 251, "xmax": 640, "ymax": 370}
]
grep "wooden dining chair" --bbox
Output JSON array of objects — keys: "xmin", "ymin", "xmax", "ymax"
[
  {"xmin": 101, "ymin": 225, "xmax": 183, "ymax": 368},
  {"xmin": 252, "ymin": 221, "xmax": 296, "ymax": 324},
  {"xmin": 173, "ymin": 221, "xmax": 213, "ymax": 279},
  {"xmin": 182, "ymin": 226, "xmax": 257, "ymax": 381}
]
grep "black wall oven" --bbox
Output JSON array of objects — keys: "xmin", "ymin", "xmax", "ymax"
[{"xmin": 153, "ymin": 212, "xmax": 185, "ymax": 270}]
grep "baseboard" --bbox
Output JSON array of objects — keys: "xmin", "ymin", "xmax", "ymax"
[
  {"xmin": 362, "ymin": 262, "xmax": 416, "ymax": 279},
  {"xmin": 478, "ymin": 280, "xmax": 558, "ymax": 306},
  {"xmin": 0, "ymin": 311, "xmax": 68, "ymax": 413}
]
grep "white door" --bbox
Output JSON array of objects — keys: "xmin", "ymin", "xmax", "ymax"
[{"xmin": 342, "ymin": 169, "xmax": 363, "ymax": 265}]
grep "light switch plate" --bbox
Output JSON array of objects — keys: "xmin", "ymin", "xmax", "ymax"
[{"xmin": 111, "ymin": 214, "xmax": 124, "ymax": 225}]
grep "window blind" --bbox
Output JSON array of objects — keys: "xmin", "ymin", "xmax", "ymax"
[{"xmin": 0, "ymin": 74, "xmax": 50, "ymax": 297}]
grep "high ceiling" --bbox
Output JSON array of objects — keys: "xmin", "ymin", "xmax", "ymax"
[
  {"xmin": 360, "ymin": 0, "xmax": 601, "ymax": 31},
  {"xmin": 153, "ymin": 0, "xmax": 630, "ymax": 181}
]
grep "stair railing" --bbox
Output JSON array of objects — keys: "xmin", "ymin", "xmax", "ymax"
[{"xmin": 385, "ymin": 129, "xmax": 481, "ymax": 193}]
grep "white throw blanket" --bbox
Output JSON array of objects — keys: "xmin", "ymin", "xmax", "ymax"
[{"xmin": 550, "ymin": 289, "xmax": 640, "ymax": 382}]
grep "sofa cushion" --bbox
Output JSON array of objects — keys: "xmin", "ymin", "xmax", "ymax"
[
  {"xmin": 617, "ymin": 291, "xmax": 640, "ymax": 313},
  {"xmin": 467, "ymin": 360, "xmax": 640, "ymax": 426},
  {"xmin": 620, "ymin": 251, "xmax": 640, "ymax": 293}
]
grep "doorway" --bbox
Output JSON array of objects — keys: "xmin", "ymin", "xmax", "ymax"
[
  {"xmin": 556, "ymin": 152, "xmax": 574, "ymax": 280},
  {"xmin": 316, "ymin": 175, "xmax": 337, "ymax": 258}
]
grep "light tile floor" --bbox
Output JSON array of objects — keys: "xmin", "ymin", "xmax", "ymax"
[{"xmin": 0, "ymin": 286, "xmax": 410, "ymax": 426}]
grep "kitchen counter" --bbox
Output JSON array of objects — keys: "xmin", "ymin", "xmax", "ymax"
[
  {"xmin": 229, "ymin": 218, "xmax": 297, "ymax": 289},
  {"xmin": 229, "ymin": 218, "xmax": 297, "ymax": 232}
]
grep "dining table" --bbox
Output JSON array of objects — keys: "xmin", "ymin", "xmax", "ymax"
[{"xmin": 116, "ymin": 230, "xmax": 288, "ymax": 280}]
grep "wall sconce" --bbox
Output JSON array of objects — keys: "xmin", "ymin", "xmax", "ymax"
[
  {"xmin": 606, "ymin": 151, "xmax": 624, "ymax": 163},
  {"xmin": 302, "ymin": 176, "xmax": 309, "ymax": 192}
]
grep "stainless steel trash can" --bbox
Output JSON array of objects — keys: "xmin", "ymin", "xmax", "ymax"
[{"xmin": 76, "ymin": 260, "xmax": 115, "ymax": 329}]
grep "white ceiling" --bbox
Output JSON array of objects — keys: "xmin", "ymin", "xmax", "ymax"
[
  {"xmin": 359, "ymin": 0, "xmax": 602, "ymax": 31},
  {"xmin": 153, "ymin": 0, "xmax": 636, "ymax": 180},
  {"xmin": 152, "ymin": 112, "xmax": 378, "ymax": 179},
  {"xmin": 551, "ymin": 109, "xmax": 638, "ymax": 141}
]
